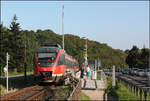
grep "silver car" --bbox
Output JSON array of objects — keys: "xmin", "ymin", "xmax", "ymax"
[
  {"xmin": 136, "ymin": 69, "xmax": 145, "ymax": 77},
  {"xmin": 131, "ymin": 68, "xmax": 138, "ymax": 75},
  {"xmin": 145, "ymin": 69, "xmax": 150, "ymax": 77}
]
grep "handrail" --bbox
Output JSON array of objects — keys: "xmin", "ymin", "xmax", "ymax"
[{"xmin": 100, "ymin": 70, "xmax": 107, "ymax": 88}]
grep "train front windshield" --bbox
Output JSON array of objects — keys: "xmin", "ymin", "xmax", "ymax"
[{"xmin": 36, "ymin": 47, "xmax": 58, "ymax": 67}]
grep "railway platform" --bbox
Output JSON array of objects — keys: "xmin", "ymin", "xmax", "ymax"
[
  {"xmin": 81, "ymin": 79, "xmax": 106, "ymax": 90},
  {"xmin": 81, "ymin": 77, "xmax": 107, "ymax": 100}
]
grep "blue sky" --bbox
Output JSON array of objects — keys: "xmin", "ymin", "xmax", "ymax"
[{"xmin": 1, "ymin": 1, "xmax": 149, "ymax": 50}]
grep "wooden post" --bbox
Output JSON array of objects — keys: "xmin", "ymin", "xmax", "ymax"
[
  {"xmin": 144, "ymin": 90, "xmax": 147, "ymax": 101},
  {"xmin": 140, "ymin": 88, "xmax": 142, "ymax": 100},
  {"xmin": 136, "ymin": 87, "xmax": 138, "ymax": 96},
  {"xmin": 134, "ymin": 86, "xmax": 136, "ymax": 93}
]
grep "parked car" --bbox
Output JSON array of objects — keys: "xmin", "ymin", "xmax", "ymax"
[
  {"xmin": 136, "ymin": 69, "xmax": 146, "ymax": 77},
  {"xmin": 145, "ymin": 69, "xmax": 150, "ymax": 77},
  {"xmin": 121, "ymin": 68, "xmax": 130, "ymax": 74},
  {"xmin": 130, "ymin": 68, "xmax": 138, "ymax": 75}
]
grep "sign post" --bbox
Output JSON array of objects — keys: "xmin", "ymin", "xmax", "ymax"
[{"xmin": 6, "ymin": 52, "xmax": 10, "ymax": 93}]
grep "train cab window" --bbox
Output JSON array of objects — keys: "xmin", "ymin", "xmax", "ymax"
[
  {"xmin": 36, "ymin": 53, "xmax": 56, "ymax": 67},
  {"xmin": 57, "ymin": 54, "xmax": 64, "ymax": 65}
]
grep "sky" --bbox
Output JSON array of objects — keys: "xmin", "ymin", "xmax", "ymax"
[{"xmin": 1, "ymin": 1, "xmax": 149, "ymax": 51}]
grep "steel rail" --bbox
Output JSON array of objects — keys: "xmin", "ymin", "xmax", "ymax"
[
  {"xmin": 26, "ymin": 89, "xmax": 46, "ymax": 101},
  {"xmin": 0, "ymin": 85, "xmax": 38, "ymax": 101}
]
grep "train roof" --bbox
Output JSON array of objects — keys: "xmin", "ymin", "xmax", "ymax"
[{"xmin": 40, "ymin": 43, "xmax": 61, "ymax": 48}]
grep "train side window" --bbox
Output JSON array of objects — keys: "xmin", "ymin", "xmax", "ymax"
[
  {"xmin": 57, "ymin": 54, "xmax": 63, "ymax": 65},
  {"xmin": 62, "ymin": 54, "xmax": 65, "ymax": 64}
]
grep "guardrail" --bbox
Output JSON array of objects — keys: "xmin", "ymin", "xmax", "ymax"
[
  {"xmin": 100, "ymin": 70, "xmax": 107, "ymax": 87},
  {"xmin": 105, "ymin": 72, "xmax": 150, "ymax": 101},
  {"xmin": 68, "ymin": 79, "xmax": 81, "ymax": 100}
]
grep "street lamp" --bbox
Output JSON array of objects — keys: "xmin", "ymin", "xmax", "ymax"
[{"xmin": 82, "ymin": 37, "xmax": 88, "ymax": 66}]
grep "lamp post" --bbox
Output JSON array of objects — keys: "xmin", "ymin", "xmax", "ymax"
[{"xmin": 82, "ymin": 37, "xmax": 88, "ymax": 67}]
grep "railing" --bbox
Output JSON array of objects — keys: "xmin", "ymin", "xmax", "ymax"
[
  {"xmin": 100, "ymin": 70, "xmax": 107, "ymax": 88},
  {"xmin": 105, "ymin": 72, "xmax": 150, "ymax": 101},
  {"xmin": 68, "ymin": 79, "xmax": 81, "ymax": 100},
  {"xmin": 98, "ymin": 70, "xmax": 107, "ymax": 88}
]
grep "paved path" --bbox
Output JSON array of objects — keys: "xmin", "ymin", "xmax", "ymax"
[
  {"xmin": 81, "ymin": 78, "xmax": 106, "ymax": 100},
  {"xmin": 82, "ymin": 79, "xmax": 106, "ymax": 90}
]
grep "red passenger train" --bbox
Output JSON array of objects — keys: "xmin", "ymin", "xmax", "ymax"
[{"xmin": 33, "ymin": 44, "xmax": 79, "ymax": 82}]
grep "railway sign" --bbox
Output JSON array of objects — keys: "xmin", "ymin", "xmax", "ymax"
[{"xmin": 84, "ymin": 54, "xmax": 88, "ymax": 58}]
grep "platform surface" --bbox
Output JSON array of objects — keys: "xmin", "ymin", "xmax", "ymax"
[
  {"xmin": 81, "ymin": 78, "xmax": 107, "ymax": 100},
  {"xmin": 81, "ymin": 79, "xmax": 106, "ymax": 90}
]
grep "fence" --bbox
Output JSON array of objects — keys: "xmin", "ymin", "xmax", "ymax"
[
  {"xmin": 68, "ymin": 79, "xmax": 81, "ymax": 100},
  {"xmin": 105, "ymin": 72, "xmax": 150, "ymax": 101},
  {"xmin": 117, "ymin": 76, "xmax": 150, "ymax": 101}
]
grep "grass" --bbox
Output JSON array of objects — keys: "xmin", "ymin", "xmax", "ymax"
[
  {"xmin": 57, "ymin": 85, "xmax": 72, "ymax": 99},
  {"xmin": 105, "ymin": 77, "xmax": 140, "ymax": 100},
  {"xmin": 97, "ymin": 71, "xmax": 101, "ymax": 80},
  {"xmin": 8, "ymin": 71, "xmax": 33, "ymax": 76},
  {"xmin": 80, "ymin": 92, "xmax": 90, "ymax": 100}
]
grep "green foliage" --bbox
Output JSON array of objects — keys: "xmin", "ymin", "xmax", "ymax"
[
  {"xmin": 1, "ymin": 14, "xmax": 128, "ymax": 74},
  {"xmin": 125, "ymin": 45, "xmax": 149, "ymax": 69},
  {"xmin": 8, "ymin": 14, "xmax": 24, "ymax": 72},
  {"xmin": 106, "ymin": 77, "xmax": 140, "ymax": 100}
]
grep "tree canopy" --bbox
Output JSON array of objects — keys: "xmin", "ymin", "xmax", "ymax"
[
  {"xmin": 125, "ymin": 46, "xmax": 149, "ymax": 69},
  {"xmin": 2, "ymin": 14, "xmax": 148, "ymax": 74}
]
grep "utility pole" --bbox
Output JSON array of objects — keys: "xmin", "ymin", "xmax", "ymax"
[
  {"xmin": 62, "ymin": 5, "xmax": 64, "ymax": 50},
  {"xmin": 24, "ymin": 40, "xmax": 27, "ymax": 79},
  {"xmin": 84, "ymin": 38, "xmax": 88, "ymax": 66}
]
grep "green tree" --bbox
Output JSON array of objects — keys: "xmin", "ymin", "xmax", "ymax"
[
  {"xmin": 126, "ymin": 46, "xmax": 140, "ymax": 68},
  {"xmin": 9, "ymin": 14, "xmax": 24, "ymax": 72},
  {"xmin": 140, "ymin": 48, "xmax": 149, "ymax": 68}
]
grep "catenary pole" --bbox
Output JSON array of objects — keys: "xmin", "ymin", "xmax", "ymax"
[{"xmin": 62, "ymin": 5, "xmax": 64, "ymax": 50}]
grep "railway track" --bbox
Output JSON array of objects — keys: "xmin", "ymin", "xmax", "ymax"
[
  {"xmin": 0, "ymin": 76, "xmax": 80, "ymax": 100},
  {"xmin": 0, "ymin": 85, "xmax": 46, "ymax": 100}
]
